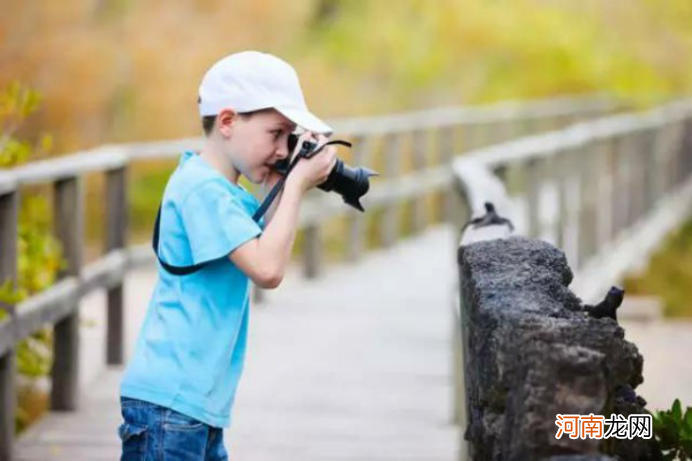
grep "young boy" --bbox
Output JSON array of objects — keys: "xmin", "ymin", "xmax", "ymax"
[{"xmin": 118, "ymin": 51, "xmax": 337, "ymax": 460}]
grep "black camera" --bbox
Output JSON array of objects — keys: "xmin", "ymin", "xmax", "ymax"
[{"xmin": 272, "ymin": 133, "xmax": 377, "ymax": 212}]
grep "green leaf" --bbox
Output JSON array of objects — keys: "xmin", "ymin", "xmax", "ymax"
[
  {"xmin": 674, "ymin": 399, "xmax": 684, "ymax": 423},
  {"xmin": 684, "ymin": 408, "xmax": 692, "ymax": 435}
]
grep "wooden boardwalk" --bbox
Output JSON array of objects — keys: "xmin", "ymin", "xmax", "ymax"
[
  {"xmin": 16, "ymin": 226, "xmax": 461, "ymax": 461},
  {"xmin": 13, "ymin": 223, "xmax": 692, "ymax": 460}
]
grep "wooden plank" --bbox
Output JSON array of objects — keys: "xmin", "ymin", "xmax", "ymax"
[
  {"xmin": 80, "ymin": 251, "xmax": 128, "ymax": 295},
  {"xmin": 16, "ymin": 227, "xmax": 462, "ymax": 461},
  {"xmin": 0, "ymin": 190, "xmax": 18, "ymax": 461},
  {"xmin": 105, "ymin": 167, "xmax": 128, "ymax": 365},
  {"xmin": 13, "ymin": 278, "xmax": 80, "ymax": 343},
  {"xmin": 9, "ymin": 147, "xmax": 127, "ymax": 187},
  {"xmin": 6, "ymin": 251, "xmax": 126, "ymax": 349},
  {"xmin": 330, "ymin": 95, "xmax": 617, "ymax": 136},
  {"xmin": 51, "ymin": 177, "xmax": 83, "ymax": 412}
]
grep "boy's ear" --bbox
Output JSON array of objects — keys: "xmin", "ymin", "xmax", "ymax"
[{"xmin": 216, "ymin": 108, "xmax": 237, "ymax": 137}]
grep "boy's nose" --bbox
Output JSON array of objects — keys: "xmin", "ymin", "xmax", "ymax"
[{"xmin": 275, "ymin": 146, "xmax": 289, "ymax": 160}]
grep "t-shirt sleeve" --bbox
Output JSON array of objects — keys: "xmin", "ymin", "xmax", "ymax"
[{"xmin": 180, "ymin": 181, "xmax": 263, "ymax": 264}]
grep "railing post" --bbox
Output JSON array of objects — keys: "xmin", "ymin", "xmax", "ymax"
[
  {"xmin": 465, "ymin": 123, "xmax": 487, "ymax": 151},
  {"xmin": 411, "ymin": 129, "xmax": 428, "ymax": 234},
  {"xmin": 658, "ymin": 121, "xmax": 682, "ymax": 198},
  {"xmin": 347, "ymin": 136, "xmax": 370, "ymax": 262},
  {"xmin": 624, "ymin": 133, "xmax": 641, "ymax": 227},
  {"xmin": 438, "ymin": 127, "xmax": 456, "ymax": 223},
  {"xmin": 602, "ymin": 137, "xmax": 618, "ymax": 245},
  {"xmin": 681, "ymin": 118, "xmax": 692, "ymax": 184},
  {"xmin": 641, "ymin": 128, "xmax": 657, "ymax": 217},
  {"xmin": 632, "ymin": 131, "xmax": 648, "ymax": 223},
  {"xmin": 303, "ymin": 224, "xmax": 322, "ymax": 279},
  {"xmin": 612, "ymin": 135, "xmax": 629, "ymax": 239},
  {"xmin": 51, "ymin": 176, "xmax": 83, "ymax": 411},
  {"xmin": 381, "ymin": 133, "xmax": 402, "ymax": 248},
  {"xmin": 0, "ymin": 189, "xmax": 19, "ymax": 461},
  {"xmin": 555, "ymin": 148, "xmax": 571, "ymax": 250},
  {"xmin": 577, "ymin": 142, "xmax": 598, "ymax": 266},
  {"xmin": 105, "ymin": 166, "xmax": 128, "ymax": 364},
  {"xmin": 593, "ymin": 140, "xmax": 611, "ymax": 255},
  {"xmin": 686, "ymin": 117, "xmax": 692, "ymax": 179},
  {"xmin": 525, "ymin": 158, "xmax": 542, "ymax": 239}
]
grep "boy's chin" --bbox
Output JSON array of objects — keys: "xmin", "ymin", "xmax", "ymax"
[{"xmin": 246, "ymin": 168, "xmax": 267, "ymax": 184}]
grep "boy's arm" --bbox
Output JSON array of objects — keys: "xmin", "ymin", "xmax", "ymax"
[
  {"xmin": 231, "ymin": 132, "xmax": 336, "ymax": 289},
  {"xmin": 230, "ymin": 176, "xmax": 304, "ymax": 289}
]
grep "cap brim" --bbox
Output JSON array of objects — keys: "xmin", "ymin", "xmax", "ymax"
[{"xmin": 275, "ymin": 107, "xmax": 333, "ymax": 135}]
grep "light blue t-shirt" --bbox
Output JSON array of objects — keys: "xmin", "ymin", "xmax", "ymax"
[{"xmin": 120, "ymin": 150, "xmax": 265, "ymax": 428}]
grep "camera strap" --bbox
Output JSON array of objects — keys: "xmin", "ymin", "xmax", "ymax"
[{"xmin": 153, "ymin": 140, "xmax": 351, "ymax": 275}]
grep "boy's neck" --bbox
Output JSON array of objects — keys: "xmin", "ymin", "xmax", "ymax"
[{"xmin": 198, "ymin": 142, "xmax": 241, "ymax": 185}]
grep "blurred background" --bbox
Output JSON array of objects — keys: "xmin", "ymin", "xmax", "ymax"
[
  {"xmin": 2, "ymin": 0, "xmax": 692, "ymax": 152},
  {"xmin": 1, "ymin": 0, "xmax": 692, "ymax": 458}
]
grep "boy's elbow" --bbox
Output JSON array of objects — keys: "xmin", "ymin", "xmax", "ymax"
[{"xmin": 255, "ymin": 269, "xmax": 284, "ymax": 289}]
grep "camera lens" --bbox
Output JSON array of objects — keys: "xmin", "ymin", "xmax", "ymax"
[{"xmin": 318, "ymin": 160, "xmax": 376, "ymax": 212}]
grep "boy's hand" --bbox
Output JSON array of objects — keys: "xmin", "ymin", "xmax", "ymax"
[{"xmin": 287, "ymin": 133, "xmax": 337, "ymax": 194}]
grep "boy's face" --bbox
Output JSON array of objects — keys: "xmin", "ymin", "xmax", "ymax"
[{"xmin": 221, "ymin": 108, "xmax": 297, "ymax": 184}]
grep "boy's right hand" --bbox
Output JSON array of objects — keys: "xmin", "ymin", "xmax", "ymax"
[{"xmin": 287, "ymin": 132, "xmax": 337, "ymax": 194}]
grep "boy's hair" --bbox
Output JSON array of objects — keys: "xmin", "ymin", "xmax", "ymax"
[{"xmin": 201, "ymin": 108, "xmax": 276, "ymax": 136}]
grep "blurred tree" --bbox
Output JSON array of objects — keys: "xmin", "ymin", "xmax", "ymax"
[{"xmin": 1, "ymin": 0, "xmax": 690, "ymax": 153}]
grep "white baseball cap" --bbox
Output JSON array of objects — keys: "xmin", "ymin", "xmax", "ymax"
[{"xmin": 198, "ymin": 51, "xmax": 333, "ymax": 135}]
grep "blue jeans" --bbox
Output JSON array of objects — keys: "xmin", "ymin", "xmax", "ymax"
[{"xmin": 118, "ymin": 397, "xmax": 228, "ymax": 460}]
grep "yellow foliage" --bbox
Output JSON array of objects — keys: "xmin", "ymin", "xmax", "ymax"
[{"xmin": 0, "ymin": 0, "xmax": 690, "ymax": 152}]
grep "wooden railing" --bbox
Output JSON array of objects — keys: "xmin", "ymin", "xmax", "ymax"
[
  {"xmin": 450, "ymin": 98, "xmax": 692, "ymax": 460},
  {"xmin": 0, "ymin": 94, "xmax": 617, "ymax": 459}
]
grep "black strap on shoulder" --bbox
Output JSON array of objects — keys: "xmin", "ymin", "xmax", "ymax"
[
  {"xmin": 152, "ymin": 206, "xmax": 223, "ymax": 275},
  {"xmin": 154, "ymin": 139, "xmax": 351, "ymax": 275}
]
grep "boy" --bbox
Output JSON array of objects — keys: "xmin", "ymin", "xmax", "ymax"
[{"xmin": 118, "ymin": 51, "xmax": 337, "ymax": 460}]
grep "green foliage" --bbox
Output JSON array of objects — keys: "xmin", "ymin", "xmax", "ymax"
[
  {"xmin": 0, "ymin": 82, "xmax": 52, "ymax": 167},
  {"xmin": 624, "ymin": 218, "xmax": 692, "ymax": 318},
  {"xmin": 0, "ymin": 81, "xmax": 62, "ymax": 433},
  {"xmin": 654, "ymin": 399, "xmax": 692, "ymax": 461}
]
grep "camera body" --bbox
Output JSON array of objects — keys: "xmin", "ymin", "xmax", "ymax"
[
  {"xmin": 271, "ymin": 133, "xmax": 376, "ymax": 212},
  {"xmin": 272, "ymin": 133, "xmax": 314, "ymax": 175}
]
